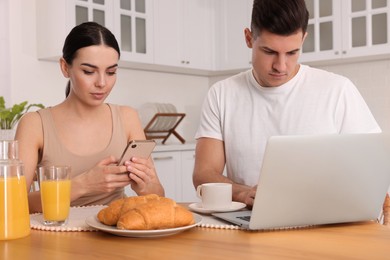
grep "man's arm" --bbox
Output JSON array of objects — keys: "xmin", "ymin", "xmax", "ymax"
[{"xmin": 193, "ymin": 137, "xmax": 257, "ymax": 207}]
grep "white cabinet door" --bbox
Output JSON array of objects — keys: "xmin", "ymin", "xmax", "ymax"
[
  {"xmin": 300, "ymin": 0, "xmax": 342, "ymax": 63},
  {"xmin": 213, "ymin": 0, "xmax": 252, "ymax": 71},
  {"xmin": 152, "ymin": 151, "xmax": 181, "ymax": 201},
  {"xmin": 37, "ymin": 0, "xmax": 153, "ymax": 64},
  {"xmin": 301, "ymin": 0, "xmax": 390, "ymax": 64},
  {"xmin": 72, "ymin": 0, "xmax": 114, "ymax": 29},
  {"xmin": 182, "ymin": 0, "xmax": 213, "ymax": 70},
  {"xmin": 180, "ymin": 150, "xmax": 200, "ymax": 202},
  {"xmin": 342, "ymin": 0, "xmax": 390, "ymax": 58},
  {"xmin": 153, "ymin": 0, "xmax": 212, "ymax": 70},
  {"xmin": 37, "ymin": 0, "xmax": 114, "ymax": 61},
  {"xmin": 152, "ymin": 0, "xmax": 181, "ymax": 67},
  {"xmin": 113, "ymin": 0, "xmax": 154, "ymax": 63}
]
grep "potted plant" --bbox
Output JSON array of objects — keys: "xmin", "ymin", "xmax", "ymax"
[{"xmin": 0, "ymin": 96, "xmax": 45, "ymax": 139}]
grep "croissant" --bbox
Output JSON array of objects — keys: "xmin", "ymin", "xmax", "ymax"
[
  {"xmin": 117, "ymin": 197, "xmax": 195, "ymax": 230},
  {"xmin": 97, "ymin": 194, "xmax": 160, "ymax": 226},
  {"xmin": 97, "ymin": 198, "xmax": 125, "ymax": 226}
]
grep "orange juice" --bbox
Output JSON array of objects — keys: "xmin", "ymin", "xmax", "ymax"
[
  {"xmin": 0, "ymin": 176, "xmax": 30, "ymax": 240},
  {"xmin": 41, "ymin": 179, "xmax": 71, "ymax": 221}
]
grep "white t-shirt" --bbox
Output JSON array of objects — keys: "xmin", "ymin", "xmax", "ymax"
[{"xmin": 195, "ymin": 65, "xmax": 381, "ymax": 186}]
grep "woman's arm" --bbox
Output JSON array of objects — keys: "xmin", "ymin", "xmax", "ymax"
[{"xmin": 15, "ymin": 112, "xmax": 44, "ymax": 213}]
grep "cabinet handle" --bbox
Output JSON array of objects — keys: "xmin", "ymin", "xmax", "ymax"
[
  {"xmin": 181, "ymin": 60, "xmax": 186, "ymax": 64},
  {"xmin": 342, "ymin": 51, "xmax": 347, "ymax": 54},
  {"xmin": 335, "ymin": 51, "xmax": 339, "ymax": 55},
  {"xmin": 153, "ymin": 156, "xmax": 174, "ymax": 160},
  {"xmin": 186, "ymin": 61, "xmax": 190, "ymax": 64}
]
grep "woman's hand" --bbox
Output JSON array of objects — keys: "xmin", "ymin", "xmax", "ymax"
[
  {"xmin": 71, "ymin": 156, "xmax": 131, "ymax": 199},
  {"xmin": 125, "ymin": 157, "xmax": 165, "ymax": 196}
]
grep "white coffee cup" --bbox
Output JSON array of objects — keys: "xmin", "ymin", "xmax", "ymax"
[{"xmin": 196, "ymin": 183, "xmax": 232, "ymax": 210}]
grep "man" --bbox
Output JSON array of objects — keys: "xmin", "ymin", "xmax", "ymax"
[{"xmin": 193, "ymin": 0, "xmax": 381, "ymax": 207}]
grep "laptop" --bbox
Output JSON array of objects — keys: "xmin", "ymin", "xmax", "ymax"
[{"xmin": 212, "ymin": 133, "xmax": 390, "ymax": 230}]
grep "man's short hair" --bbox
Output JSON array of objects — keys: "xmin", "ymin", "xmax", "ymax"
[{"xmin": 251, "ymin": 0, "xmax": 309, "ymax": 38}]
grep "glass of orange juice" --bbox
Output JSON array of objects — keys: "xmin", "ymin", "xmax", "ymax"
[{"xmin": 38, "ymin": 165, "xmax": 71, "ymax": 226}]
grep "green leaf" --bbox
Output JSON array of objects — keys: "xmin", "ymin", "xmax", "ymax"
[{"xmin": 0, "ymin": 96, "xmax": 45, "ymax": 129}]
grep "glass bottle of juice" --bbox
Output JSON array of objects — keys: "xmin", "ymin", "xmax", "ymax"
[{"xmin": 0, "ymin": 140, "xmax": 30, "ymax": 240}]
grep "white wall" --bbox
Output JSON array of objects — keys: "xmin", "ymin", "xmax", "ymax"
[
  {"xmin": 107, "ymin": 70, "xmax": 210, "ymax": 143},
  {"xmin": 5, "ymin": 0, "xmax": 390, "ymax": 144},
  {"xmin": 0, "ymin": 0, "xmax": 10, "ymax": 102}
]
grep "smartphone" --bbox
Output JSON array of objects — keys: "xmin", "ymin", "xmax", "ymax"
[{"xmin": 117, "ymin": 140, "xmax": 156, "ymax": 165}]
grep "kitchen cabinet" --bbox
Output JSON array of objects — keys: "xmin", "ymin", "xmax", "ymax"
[
  {"xmin": 36, "ymin": 0, "xmax": 390, "ymax": 75},
  {"xmin": 36, "ymin": 0, "xmax": 153, "ymax": 63},
  {"xmin": 151, "ymin": 151, "xmax": 182, "ymax": 201},
  {"xmin": 72, "ymin": 0, "xmax": 113, "ymax": 29},
  {"xmin": 153, "ymin": 0, "xmax": 213, "ymax": 70},
  {"xmin": 151, "ymin": 149, "xmax": 199, "ymax": 202},
  {"xmin": 180, "ymin": 150, "xmax": 199, "ymax": 202},
  {"xmin": 36, "ymin": 0, "xmax": 77, "ymax": 60},
  {"xmin": 213, "ymin": 0, "xmax": 252, "ymax": 71},
  {"xmin": 113, "ymin": 0, "xmax": 154, "ymax": 63},
  {"xmin": 124, "ymin": 147, "xmax": 199, "ymax": 202},
  {"xmin": 36, "ymin": 0, "xmax": 252, "ymax": 74},
  {"xmin": 301, "ymin": 0, "xmax": 390, "ymax": 64}
]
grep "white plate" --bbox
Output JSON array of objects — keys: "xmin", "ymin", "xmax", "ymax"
[
  {"xmin": 153, "ymin": 103, "xmax": 166, "ymax": 131},
  {"xmin": 188, "ymin": 202, "xmax": 247, "ymax": 214},
  {"xmin": 138, "ymin": 103, "xmax": 159, "ymax": 130},
  {"xmin": 164, "ymin": 103, "xmax": 178, "ymax": 130},
  {"xmin": 157, "ymin": 103, "xmax": 170, "ymax": 130},
  {"xmin": 85, "ymin": 213, "xmax": 202, "ymax": 238}
]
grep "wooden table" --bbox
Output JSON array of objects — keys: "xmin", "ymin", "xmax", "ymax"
[{"xmin": 2, "ymin": 221, "xmax": 390, "ymax": 259}]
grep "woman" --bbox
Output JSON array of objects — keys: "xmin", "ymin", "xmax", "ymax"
[{"xmin": 15, "ymin": 22, "xmax": 164, "ymax": 213}]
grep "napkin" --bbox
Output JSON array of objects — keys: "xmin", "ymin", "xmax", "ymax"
[
  {"xmin": 30, "ymin": 205, "xmax": 105, "ymax": 232},
  {"xmin": 196, "ymin": 214, "xmax": 314, "ymax": 231},
  {"xmin": 196, "ymin": 214, "xmax": 242, "ymax": 230}
]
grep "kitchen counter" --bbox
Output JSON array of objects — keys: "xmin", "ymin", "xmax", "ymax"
[{"xmin": 154, "ymin": 142, "xmax": 196, "ymax": 152}]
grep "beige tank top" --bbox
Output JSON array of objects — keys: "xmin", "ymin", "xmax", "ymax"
[{"xmin": 37, "ymin": 104, "xmax": 128, "ymax": 206}]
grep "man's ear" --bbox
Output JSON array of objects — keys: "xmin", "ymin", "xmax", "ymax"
[
  {"xmin": 244, "ymin": 28, "xmax": 253, "ymax": 48},
  {"xmin": 59, "ymin": 58, "xmax": 70, "ymax": 78}
]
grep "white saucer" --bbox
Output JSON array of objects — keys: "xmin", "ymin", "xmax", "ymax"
[{"xmin": 188, "ymin": 202, "xmax": 246, "ymax": 214}]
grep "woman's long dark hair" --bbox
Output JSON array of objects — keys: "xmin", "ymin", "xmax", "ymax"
[{"xmin": 62, "ymin": 22, "xmax": 120, "ymax": 97}]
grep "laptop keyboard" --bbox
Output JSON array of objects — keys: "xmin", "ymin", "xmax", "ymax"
[{"xmin": 237, "ymin": 216, "xmax": 251, "ymax": 222}]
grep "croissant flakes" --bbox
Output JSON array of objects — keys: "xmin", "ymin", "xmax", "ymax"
[{"xmin": 97, "ymin": 194, "xmax": 195, "ymax": 230}]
